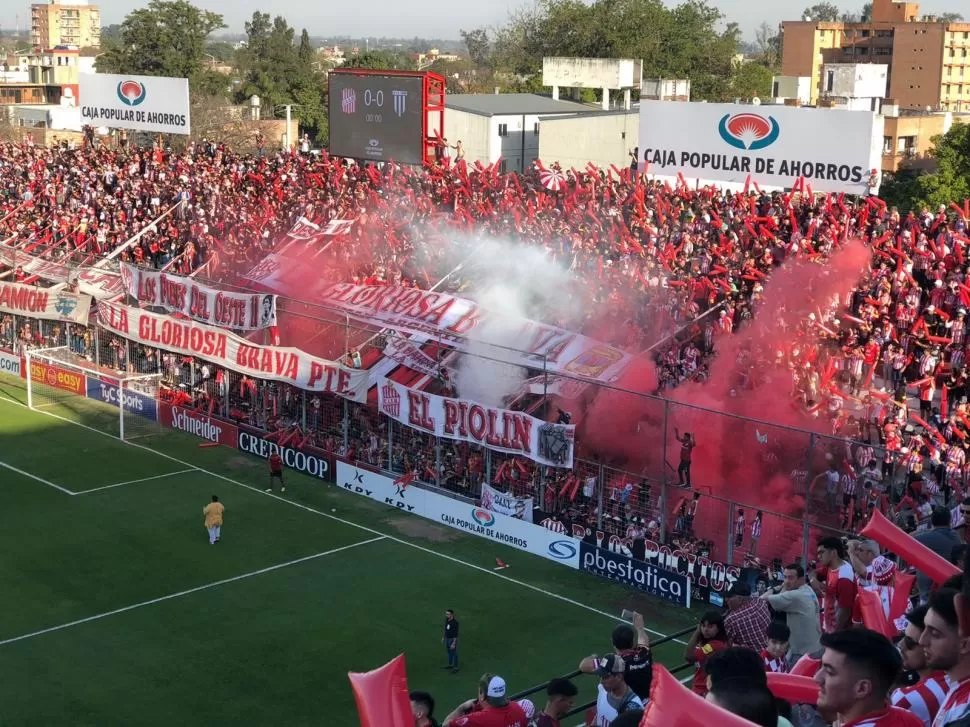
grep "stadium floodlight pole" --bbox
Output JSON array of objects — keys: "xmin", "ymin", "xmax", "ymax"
[{"xmin": 640, "ymin": 299, "xmax": 729, "ymax": 358}]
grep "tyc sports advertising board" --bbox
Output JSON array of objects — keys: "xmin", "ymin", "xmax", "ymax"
[
  {"xmin": 80, "ymin": 73, "xmax": 190, "ymax": 135},
  {"xmin": 638, "ymin": 100, "xmax": 884, "ymax": 195}
]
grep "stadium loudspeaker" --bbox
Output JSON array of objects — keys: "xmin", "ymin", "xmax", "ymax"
[
  {"xmin": 642, "ymin": 665, "xmax": 759, "ymax": 727},
  {"xmin": 766, "ymin": 673, "xmax": 820, "ymax": 706},
  {"xmin": 860, "ymin": 510, "xmax": 960, "ymax": 586},
  {"xmin": 348, "ymin": 653, "xmax": 412, "ymax": 727}
]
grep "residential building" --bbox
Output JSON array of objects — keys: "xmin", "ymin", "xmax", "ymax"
[
  {"xmin": 31, "ymin": 1, "xmax": 101, "ymax": 50},
  {"xmin": 780, "ymin": 0, "xmax": 970, "ymax": 110}
]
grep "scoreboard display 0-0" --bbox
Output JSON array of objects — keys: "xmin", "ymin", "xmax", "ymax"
[{"xmin": 328, "ymin": 70, "xmax": 443, "ymax": 165}]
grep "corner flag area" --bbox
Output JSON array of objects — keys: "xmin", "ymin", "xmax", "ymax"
[{"xmin": 0, "ymin": 372, "xmax": 697, "ymax": 725}]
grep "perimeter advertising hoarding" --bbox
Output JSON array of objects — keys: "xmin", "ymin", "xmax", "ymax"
[
  {"xmin": 86, "ymin": 377, "xmax": 159, "ymax": 422},
  {"xmin": 236, "ymin": 424, "xmax": 333, "ymax": 480},
  {"xmin": 334, "ymin": 462, "xmax": 581, "ymax": 569},
  {"xmin": 0, "ymin": 350, "xmax": 22, "ymax": 378},
  {"xmin": 28, "ymin": 359, "xmax": 85, "ymax": 395},
  {"xmin": 328, "ymin": 73, "xmax": 424, "ymax": 164},
  {"xmin": 79, "ymin": 72, "xmax": 190, "ymax": 135},
  {"xmin": 578, "ymin": 542, "xmax": 690, "ymax": 607},
  {"xmin": 159, "ymin": 403, "xmax": 238, "ymax": 448},
  {"xmin": 638, "ymin": 100, "xmax": 884, "ymax": 195}
]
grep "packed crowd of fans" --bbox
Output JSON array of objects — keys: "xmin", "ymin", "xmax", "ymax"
[{"xmin": 4, "ymin": 133, "xmax": 970, "ymax": 556}]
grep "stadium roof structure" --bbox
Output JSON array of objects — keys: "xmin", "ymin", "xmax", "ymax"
[{"xmin": 445, "ymin": 93, "xmax": 593, "ymax": 117}]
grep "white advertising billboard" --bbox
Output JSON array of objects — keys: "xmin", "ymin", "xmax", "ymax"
[
  {"xmin": 79, "ymin": 73, "xmax": 190, "ymax": 135},
  {"xmin": 638, "ymin": 100, "xmax": 884, "ymax": 195},
  {"xmin": 334, "ymin": 462, "xmax": 580, "ymax": 568}
]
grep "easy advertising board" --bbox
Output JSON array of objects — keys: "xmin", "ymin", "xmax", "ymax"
[
  {"xmin": 86, "ymin": 377, "xmax": 159, "ymax": 422},
  {"xmin": 638, "ymin": 100, "xmax": 884, "ymax": 195},
  {"xmin": 237, "ymin": 424, "xmax": 333, "ymax": 480},
  {"xmin": 80, "ymin": 73, "xmax": 190, "ymax": 135},
  {"xmin": 28, "ymin": 359, "xmax": 85, "ymax": 395},
  {"xmin": 334, "ymin": 462, "xmax": 581, "ymax": 568},
  {"xmin": 578, "ymin": 542, "xmax": 690, "ymax": 607},
  {"xmin": 0, "ymin": 350, "xmax": 23, "ymax": 378},
  {"xmin": 159, "ymin": 403, "xmax": 238, "ymax": 447}
]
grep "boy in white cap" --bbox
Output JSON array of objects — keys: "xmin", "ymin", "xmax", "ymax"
[
  {"xmin": 593, "ymin": 655, "xmax": 644, "ymax": 726},
  {"xmin": 442, "ymin": 674, "xmax": 528, "ymax": 727}
]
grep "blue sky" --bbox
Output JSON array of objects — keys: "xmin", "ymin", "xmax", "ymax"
[{"xmin": 2, "ymin": 0, "xmax": 965, "ymax": 41}]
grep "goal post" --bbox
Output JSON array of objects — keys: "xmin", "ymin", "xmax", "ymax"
[{"xmin": 25, "ymin": 347, "xmax": 162, "ymax": 442}]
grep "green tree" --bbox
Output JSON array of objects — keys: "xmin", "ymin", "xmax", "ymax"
[
  {"xmin": 205, "ymin": 41, "xmax": 236, "ymax": 62},
  {"xmin": 729, "ymin": 60, "xmax": 774, "ymax": 99},
  {"xmin": 298, "ymin": 29, "xmax": 314, "ymax": 66},
  {"xmin": 460, "ymin": 28, "xmax": 491, "ymax": 68},
  {"xmin": 342, "ymin": 50, "xmax": 413, "ymax": 70},
  {"xmin": 860, "ymin": 3, "xmax": 873, "ymax": 21},
  {"xmin": 96, "ymin": 0, "xmax": 225, "ymax": 95},
  {"xmin": 801, "ymin": 3, "xmax": 841, "ymax": 21},
  {"xmin": 941, "ymin": 12, "xmax": 965, "ymax": 22},
  {"xmin": 880, "ymin": 122, "xmax": 970, "ymax": 211}
]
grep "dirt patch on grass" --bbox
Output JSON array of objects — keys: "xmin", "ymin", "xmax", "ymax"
[
  {"xmin": 226, "ymin": 456, "xmax": 255, "ymax": 470},
  {"xmin": 388, "ymin": 516, "xmax": 458, "ymax": 543}
]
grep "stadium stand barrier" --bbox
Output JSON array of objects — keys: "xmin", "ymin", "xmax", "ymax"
[{"xmin": 0, "ymin": 307, "xmax": 881, "ymax": 605}]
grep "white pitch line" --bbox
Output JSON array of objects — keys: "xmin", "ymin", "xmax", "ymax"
[
  {"xmin": 0, "ymin": 394, "xmax": 690, "ymax": 646},
  {"xmin": 0, "ymin": 459, "xmax": 75, "ymax": 496},
  {"xmin": 0, "ymin": 536, "xmax": 386, "ymax": 647},
  {"xmin": 76, "ymin": 468, "xmax": 196, "ymax": 495}
]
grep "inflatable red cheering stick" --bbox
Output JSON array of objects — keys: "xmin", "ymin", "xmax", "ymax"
[
  {"xmin": 348, "ymin": 654, "xmax": 412, "ymax": 727},
  {"xmin": 860, "ymin": 510, "xmax": 960, "ymax": 586},
  {"xmin": 640, "ymin": 666, "xmax": 758, "ymax": 726}
]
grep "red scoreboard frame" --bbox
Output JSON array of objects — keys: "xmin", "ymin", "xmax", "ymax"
[{"xmin": 328, "ymin": 68, "xmax": 445, "ymax": 166}]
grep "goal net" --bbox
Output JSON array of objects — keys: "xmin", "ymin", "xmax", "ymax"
[{"xmin": 25, "ymin": 346, "xmax": 162, "ymax": 442}]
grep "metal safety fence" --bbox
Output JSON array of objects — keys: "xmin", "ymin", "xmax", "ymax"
[{"xmin": 0, "ymin": 306, "xmax": 892, "ymax": 581}]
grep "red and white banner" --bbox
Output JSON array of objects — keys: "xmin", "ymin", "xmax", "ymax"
[
  {"xmin": 0, "ymin": 247, "xmax": 123, "ymax": 299},
  {"xmin": 383, "ymin": 335, "xmax": 440, "ymax": 378},
  {"xmin": 522, "ymin": 375, "xmax": 591, "ymax": 400},
  {"xmin": 159, "ymin": 402, "xmax": 238, "ymax": 447},
  {"xmin": 377, "ymin": 377, "xmax": 575, "ymax": 467},
  {"xmin": 272, "ymin": 216, "xmax": 358, "ymax": 255},
  {"xmin": 481, "ymin": 481, "xmax": 534, "ymax": 521},
  {"xmin": 120, "ymin": 263, "xmax": 277, "ymax": 331},
  {"xmin": 320, "ymin": 284, "xmax": 631, "ymax": 384},
  {"xmin": 0, "ymin": 280, "xmax": 92, "ymax": 323},
  {"xmin": 97, "ymin": 301, "xmax": 369, "ymax": 400}
]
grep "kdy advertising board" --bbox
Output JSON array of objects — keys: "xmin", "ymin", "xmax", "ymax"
[
  {"xmin": 334, "ymin": 462, "xmax": 581, "ymax": 568},
  {"xmin": 80, "ymin": 73, "xmax": 190, "ymax": 135},
  {"xmin": 638, "ymin": 100, "xmax": 884, "ymax": 195}
]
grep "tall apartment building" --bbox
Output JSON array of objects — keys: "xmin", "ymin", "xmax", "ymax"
[
  {"xmin": 31, "ymin": 0, "xmax": 101, "ymax": 49},
  {"xmin": 781, "ymin": 0, "xmax": 970, "ymax": 111}
]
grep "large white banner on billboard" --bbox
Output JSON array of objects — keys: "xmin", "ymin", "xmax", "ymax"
[
  {"xmin": 120, "ymin": 263, "xmax": 277, "ymax": 331},
  {"xmin": 80, "ymin": 73, "xmax": 190, "ymax": 135},
  {"xmin": 97, "ymin": 301, "xmax": 368, "ymax": 400},
  {"xmin": 638, "ymin": 100, "xmax": 884, "ymax": 195},
  {"xmin": 0, "ymin": 281, "xmax": 91, "ymax": 323},
  {"xmin": 377, "ymin": 377, "xmax": 575, "ymax": 468}
]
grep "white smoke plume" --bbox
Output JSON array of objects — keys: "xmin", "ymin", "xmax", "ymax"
[{"xmin": 451, "ymin": 238, "xmax": 580, "ymax": 407}]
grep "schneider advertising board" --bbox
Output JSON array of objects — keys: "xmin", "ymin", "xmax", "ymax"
[
  {"xmin": 335, "ymin": 462, "xmax": 581, "ymax": 569},
  {"xmin": 80, "ymin": 73, "xmax": 190, "ymax": 135},
  {"xmin": 638, "ymin": 100, "xmax": 883, "ymax": 195}
]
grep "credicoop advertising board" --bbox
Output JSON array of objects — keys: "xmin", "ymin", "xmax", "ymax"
[
  {"xmin": 237, "ymin": 424, "xmax": 333, "ymax": 480},
  {"xmin": 638, "ymin": 100, "xmax": 884, "ymax": 195}
]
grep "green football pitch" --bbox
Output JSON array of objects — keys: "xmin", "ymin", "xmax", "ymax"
[{"xmin": 0, "ymin": 372, "xmax": 700, "ymax": 726}]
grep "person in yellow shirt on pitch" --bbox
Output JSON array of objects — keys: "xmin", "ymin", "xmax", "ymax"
[{"xmin": 203, "ymin": 495, "xmax": 224, "ymax": 545}]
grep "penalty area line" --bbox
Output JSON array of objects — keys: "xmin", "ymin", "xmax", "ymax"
[
  {"xmin": 0, "ymin": 459, "xmax": 75, "ymax": 496},
  {"xmin": 0, "ymin": 536, "xmax": 386, "ymax": 647},
  {"xmin": 74, "ymin": 468, "xmax": 197, "ymax": 495}
]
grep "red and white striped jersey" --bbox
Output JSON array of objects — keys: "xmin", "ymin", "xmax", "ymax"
[
  {"xmin": 932, "ymin": 674, "xmax": 970, "ymax": 727},
  {"xmin": 891, "ymin": 672, "xmax": 950, "ymax": 727},
  {"xmin": 760, "ymin": 649, "xmax": 786, "ymax": 673},
  {"xmin": 844, "ymin": 706, "xmax": 925, "ymax": 726}
]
